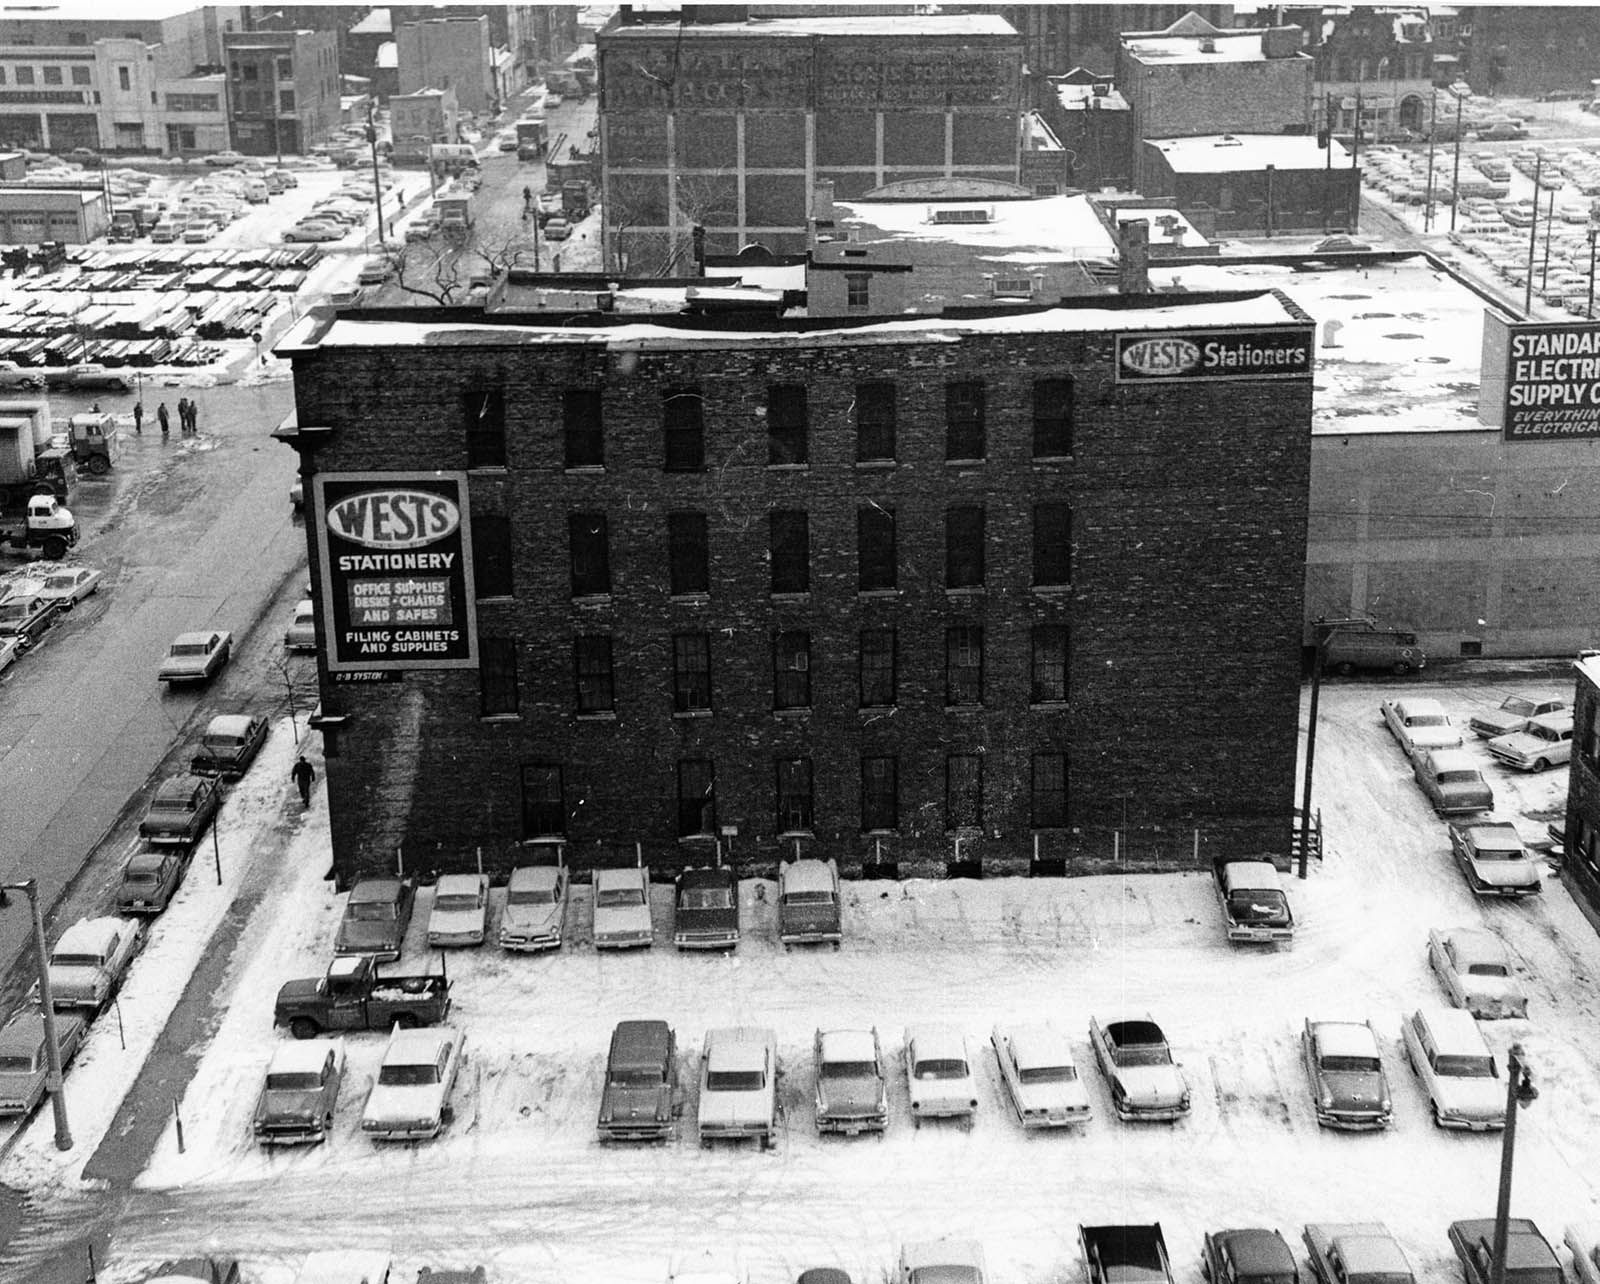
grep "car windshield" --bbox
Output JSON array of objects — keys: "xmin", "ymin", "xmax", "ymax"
[
  {"xmin": 1019, "ymin": 1064, "xmax": 1076, "ymax": 1085},
  {"xmin": 822, "ymin": 1060, "xmax": 877, "ymax": 1080},
  {"xmin": 783, "ymin": 891, "xmax": 834, "ymax": 905},
  {"xmin": 377, "ymin": 1063, "xmax": 440, "ymax": 1087},
  {"xmin": 1437, "ymin": 771, "xmax": 1483, "ymax": 785},
  {"xmin": 43, "ymin": 574, "xmax": 76, "ymax": 590},
  {"xmin": 596, "ymin": 888, "xmax": 643, "ymax": 908},
  {"xmin": 0, "ymin": 605, "xmax": 29, "ymax": 622},
  {"xmin": 680, "ymin": 888, "xmax": 733, "ymax": 910},
  {"xmin": 914, "ymin": 1058, "xmax": 969, "ymax": 1080},
  {"xmin": 508, "ymin": 887, "xmax": 554, "ymax": 906},
  {"xmin": 50, "ymin": 953, "xmax": 104, "ymax": 968},
  {"xmin": 1113, "ymin": 1043, "xmax": 1172, "ymax": 1067},
  {"xmin": 1475, "ymin": 847, "xmax": 1521, "ymax": 860},
  {"xmin": 1467, "ymin": 962, "xmax": 1511, "ymax": 977},
  {"xmin": 705, "ymin": 1070, "xmax": 764, "ymax": 1092},
  {"xmin": 1500, "ymin": 697, "xmax": 1537, "ymax": 716},
  {"xmin": 1320, "ymin": 1054, "xmax": 1380, "ymax": 1073},
  {"xmin": 0, "ymin": 1054, "xmax": 35, "ymax": 1073},
  {"xmin": 609, "ymin": 1068, "xmax": 662, "ymax": 1088},
  {"xmin": 265, "ymin": 1071, "xmax": 323, "ymax": 1091},
  {"xmin": 1436, "ymin": 1053, "xmax": 1496, "ymax": 1077},
  {"xmin": 434, "ymin": 894, "xmax": 481, "ymax": 912},
  {"xmin": 1407, "ymin": 714, "xmax": 1448, "ymax": 727},
  {"xmin": 347, "ymin": 904, "xmax": 396, "ymax": 922},
  {"xmin": 1528, "ymin": 726, "xmax": 1564, "ymax": 743}
]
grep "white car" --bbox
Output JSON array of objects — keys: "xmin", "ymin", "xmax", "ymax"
[
  {"xmin": 361, "ymin": 1025, "xmax": 464, "ymax": 1141},
  {"xmin": 592, "ymin": 865, "xmax": 653, "ymax": 949},
  {"xmin": 0, "ymin": 636, "xmax": 21, "ymax": 675},
  {"xmin": 1427, "ymin": 927, "xmax": 1529, "ymax": 1019},
  {"xmin": 498, "ymin": 864, "xmax": 568, "ymax": 952},
  {"xmin": 1469, "ymin": 694, "xmax": 1566, "ymax": 739},
  {"xmin": 1089, "ymin": 1014, "xmax": 1191, "ymax": 1122},
  {"xmin": 33, "ymin": 567, "xmax": 100, "ymax": 608},
  {"xmin": 1487, "ymin": 712, "xmax": 1573, "ymax": 772},
  {"xmin": 1564, "ymin": 1224, "xmax": 1600, "ymax": 1284},
  {"xmin": 991, "ymin": 1022, "xmax": 1091, "ymax": 1128},
  {"xmin": 904, "ymin": 1023, "xmax": 977, "ymax": 1126},
  {"xmin": 283, "ymin": 598, "xmax": 317, "ymax": 652},
  {"xmin": 697, "ymin": 1026, "xmax": 778, "ymax": 1148},
  {"xmin": 899, "ymin": 1240, "xmax": 986, "ymax": 1284},
  {"xmin": 40, "ymin": 916, "xmax": 145, "ymax": 1012},
  {"xmin": 1381, "ymin": 697, "xmax": 1463, "ymax": 758},
  {"xmin": 1401, "ymin": 1007, "xmax": 1505, "ymax": 1131},
  {"xmin": 426, "ymin": 873, "xmax": 488, "ymax": 947}
]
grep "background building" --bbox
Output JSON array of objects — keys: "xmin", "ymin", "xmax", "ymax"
[
  {"xmin": 0, "ymin": 184, "xmax": 106, "ymax": 242},
  {"xmin": 1564, "ymin": 655, "xmax": 1600, "ymax": 932},
  {"xmin": 396, "ymin": 14, "xmax": 497, "ymax": 115},
  {"xmin": 598, "ymin": 10, "xmax": 1024, "ymax": 270},
  {"xmin": 999, "ymin": 4, "xmax": 1234, "ymax": 79},
  {"xmin": 281, "ymin": 291, "xmax": 1314, "ymax": 887},
  {"xmin": 1141, "ymin": 132, "xmax": 1358, "ymax": 234},
  {"xmin": 1279, "ymin": 5, "xmax": 1436, "ymax": 138},
  {"xmin": 389, "ymin": 85, "xmax": 457, "ymax": 165},
  {"xmin": 223, "ymin": 26, "xmax": 339, "ymax": 157}
]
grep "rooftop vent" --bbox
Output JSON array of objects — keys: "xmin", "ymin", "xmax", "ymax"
[
  {"xmin": 931, "ymin": 207, "xmax": 992, "ymax": 224},
  {"xmin": 1215, "ymin": 134, "xmax": 1243, "ymax": 147},
  {"xmin": 1199, "ymin": 35, "xmax": 1216, "ymax": 53},
  {"xmin": 1092, "ymin": 81, "xmax": 1111, "ymax": 96}
]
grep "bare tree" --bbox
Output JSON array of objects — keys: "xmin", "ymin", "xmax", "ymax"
[{"xmin": 381, "ymin": 224, "xmax": 537, "ymax": 304}]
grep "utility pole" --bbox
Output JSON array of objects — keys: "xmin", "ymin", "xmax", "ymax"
[
  {"xmin": 367, "ymin": 97, "xmax": 387, "ymax": 246},
  {"xmin": 1323, "ymin": 92, "xmax": 1333, "ymax": 231},
  {"xmin": 1523, "ymin": 153, "xmax": 1541, "ymax": 316},
  {"xmin": 1, "ymin": 881, "xmax": 72, "ymax": 1150},
  {"xmin": 1587, "ymin": 225, "xmax": 1597, "ymax": 320},
  {"xmin": 1449, "ymin": 89, "xmax": 1465, "ymax": 232},
  {"xmin": 1489, "ymin": 1046, "xmax": 1538, "ymax": 1284},
  {"xmin": 1424, "ymin": 86, "xmax": 1437, "ymax": 231},
  {"xmin": 1541, "ymin": 186, "xmax": 1556, "ymax": 290}
]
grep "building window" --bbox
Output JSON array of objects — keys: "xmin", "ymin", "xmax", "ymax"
[
  {"xmin": 66, "ymin": 31, "xmax": 87, "ymax": 45},
  {"xmin": 776, "ymin": 758, "xmax": 814, "ymax": 833},
  {"xmin": 855, "ymin": 381, "xmax": 896, "ymax": 462},
  {"xmin": 521, "ymin": 764, "xmax": 565, "ymax": 838},
  {"xmin": 946, "ymin": 626, "xmax": 984, "ymax": 707},
  {"xmin": 1031, "ymin": 752, "xmax": 1069, "ymax": 828},
  {"xmin": 563, "ymin": 389, "xmax": 603, "ymax": 468},
  {"xmin": 667, "ymin": 511, "xmax": 709, "ymax": 597},
  {"xmin": 574, "ymin": 635, "xmax": 615, "ymax": 713},
  {"xmin": 845, "ymin": 272, "xmax": 871, "ymax": 311},
  {"xmin": 15, "ymin": 67, "xmax": 34, "ymax": 86},
  {"xmin": 857, "ymin": 505, "xmax": 896, "ymax": 592},
  {"xmin": 773, "ymin": 630, "xmax": 810, "ymax": 710},
  {"xmin": 465, "ymin": 386, "xmax": 506, "ymax": 468},
  {"xmin": 1033, "ymin": 377, "xmax": 1074, "ymax": 457},
  {"xmin": 946, "ymin": 505, "xmax": 985, "ymax": 589},
  {"xmin": 0, "ymin": 69, "xmax": 6, "ymax": 84},
  {"xmin": 116, "ymin": 65, "xmax": 130, "ymax": 91},
  {"xmin": 673, "ymin": 632, "xmax": 712, "ymax": 712},
  {"xmin": 860, "ymin": 755, "xmax": 898, "ymax": 832},
  {"xmin": 42, "ymin": 66, "xmax": 61, "ymax": 86},
  {"xmin": 1031, "ymin": 625, "xmax": 1068, "ymax": 704},
  {"xmin": 946, "ymin": 381, "xmax": 985, "ymax": 461},
  {"xmin": 770, "ymin": 510, "xmax": 809, "ymax": 595},
  {"xmin": 663, "ymin": 387, "xmax": 704, "ymax": 472},
  {"xmin": 1033, "ymin": 503, "xmax": 1072, "ymax": 587},
  {"xmin": 767, "ymin": 384, "xmax": 807, "ymax": 466},
  {"xmin": 70, "ymin": 66, "xmax": 90, "ymax": 85},
  {"xmin": 279, "ymin": 88, "xmax": 295, "ymax": 112},
  {"xmin": 569, "ymin": 512, "xmax": 610, "ymax": 598},
  {"xmin": 471, "ymin": 513, "xmax": 514, "ymax": 598},
  {"xmin": 480, "ymin": 637, "xmax": 519, "ymax": 717},
  {"xmin": 1583, "ymin": 703, "xmax": 1600, "ymax": 772},
  {"xmin": 677, "ymin": 758, "xmax": 716, "ymax": 837},
  {"xmin": 859, "ymin": 628, "xmax": 896, "ymax": 708},
  {"xmin": 946, "ymin": 754, "xmax": 983, "ymax": 830}
]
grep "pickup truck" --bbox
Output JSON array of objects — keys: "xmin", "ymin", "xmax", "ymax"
[
  {"xmin": 1081, "ymin": 1225, "xmax": 1175, "ymax": 1284},
  {"xmin": 273, "ymin": 954, "xmax": 450, "ymax": 1040},
  {"xmin": 1447, "ymin": 1220, "xmax": 1561, "ymax": 1284},
  {"xmin": 1304, "ymin": 1225, "xmax": 1415, "ymax": 1284}
]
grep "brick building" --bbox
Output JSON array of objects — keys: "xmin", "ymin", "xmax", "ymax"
[
  {"xmin": 279, "ymin": 292, "xmax": 1314, "ymax": 888},
  {"xmin": 1563, "ymin": 655, "xmax": 1600, "ymax": 933},
  {"xmin": 396, "ymin": 14, "xmax": 499, "ymax": 116},
  {"xmin": 223, "ymin": 27, "xmax": 340, "ymax": 157},
  {"xmin": 1276, "ymin": 5, "xmax": 1435, "ymax": 137},
  {"xmin": 1141, "ymin": 133, "xmax": 1359, "ymax": 235}
]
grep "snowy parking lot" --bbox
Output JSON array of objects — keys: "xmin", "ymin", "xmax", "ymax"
[{"xmin": 35, "ymin": 667, "xmax": 1600, "ymax": 1284}]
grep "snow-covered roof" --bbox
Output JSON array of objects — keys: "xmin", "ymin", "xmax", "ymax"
[
  {"xmin": 603, "ymin": 14, "xmax": 1017, "ymax": 40},
  {"xmin": 1054, "ymin": 81, "xmax": 1129, "ymax": 111},
  {"xmin": 1579, "ymin": 653, "xmax": 1600, "ymax": 689},
  {"xmin": 1004, "ymin": 1023, "xmax": 1073, "ymax": 1070},
  {"xmin": 1112, "ymin": 207, "xmax": 1209, "ymax": 249},
  {"xmin": 204, "ymin": 714, "xmax": 256, "ymax": 738},
  {"xmin": 705, "ymin": 1028, "xmax": 772, "ymax": 1070},
  {"xmin": 327, "ymin": 955, "xmax": 365, "ymax": 980},
  {"xmin": 350, "ymin": 7, "xmax": 391, "ymax": 36},
  {"xmin": 905, "ymin": 1024, "xmax": 966, "ymax": 1060},
  {"xmin": 267, "ymin": 1039, "xmax": 339, "ymax": 1076},
  {"xmin": 508, "ymin": 864, "xmax": 560, "ymax": 892},
  {"xmin": 835, "ymin": 194, "xmax": 1117, "ymax": 262},
  {"xmin": 1309, "ymin": 1020, "xmax": 1379, "ymax": 1059},
  {"xmin": 55, "ymin": 916, "xmax": 123, "ymax": 954},
  {"xmin": 818, "ymin": 1028, "xmax": 878, "ymax": 1063},
  {"xmin": 1437, "ymin": 928, "xmax": 1507, "ymax": 969},
  {"xmin": 384, "ymin": 1025, "xmax": 454, "ymax": 1060},
  {"xmin": 435, "ymin": 873, "xmax": 484, "ymax": 896},
  {"xmin": 781, "ymin": 859, "xmax": 837, "ymax": 896},
  {"xmin": 1024, "ymin": 112, "xmax": 1063, "ymax": 150},
  {"xmin": 1148, "ymin": 133, "xmax": 1351, "ymax": 173},
  {"xmin": 1124, "ymin": 29, "xmax": 1305, "ymax": 64}
]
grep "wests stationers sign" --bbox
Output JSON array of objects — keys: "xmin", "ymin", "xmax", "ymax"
[
  {"xmin": 313, "ymin": 472, "xmax": 478, "ymax": 673},
  {"xmin": 1114, "ymin": 328, "xmax": 1314, "ymax": 383}
]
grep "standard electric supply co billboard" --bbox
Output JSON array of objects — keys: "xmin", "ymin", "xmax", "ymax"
[{"xmin": 1480, "ymin": 312, "xmax": 1600, "ymax": 441}]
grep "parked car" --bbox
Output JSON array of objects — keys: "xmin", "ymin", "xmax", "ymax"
[
  {"xmin": 1487, "ymin": 711, "xmax": 1573, "ymax": 772},
  {"xmin": 44, "ymin": 363, "xmax": 130, "ymax": 392},
  {"xmin": 157, "ymin": 629, "xmax": 232, "ymax": 683},
  {"xmin": 543, "ymin": 217, "xmax": 572, "ymax": 241},
  {"xmin": 597, "ymin": 1018, "xmax": 679, "ymax": 1142},
  {"xmin": 904, "ymin": 1023, "xmax": 977, "ymax": 1126},
  {"xmin": 1301, "ymin": 1019, "xmax": 1391, "ymax": 1131},
  {"xmin": 1310, "ymin": 234, "xmax": 1373, "ymax": 253},
  {"xmin": 1082, "ymin": 1226, "xmax": 1174, "ymax": 1284},
  {"xmin": 1448, "ymin": 1220, "xmax": 1560, "ymax": 1284},
  {"xmin": 697, "ymin": 1025, "xmax": 779, "ymax": 1148},
  {"xmin": 283, "ymin": 599, "xmax": 317, "ymax": 652},
  {"xmin": 0, "ymin": 1009, "xmax": 86, "ymax": 1117},
  {"xmin": 0, "ymin": 594, "xmax": 58, "ymax": 651},
  {"xmin": 405, "ymin": 217, "xmax": 440, "ymax": 243},
  {"xmin": 1089, "ymin": 1014, "xmax": 1191, "ymax": 1121},
  {"xmin": 426, "ymin": 873, "xmax": 489, "ymax": 947},
  {"xmin": 334, "ymin": 877, "xmax": 416, "ymax": 962},
  {"xmin": 899, "ymin": 1241, "xmax": 986, "ymax": 1284},
  {"xmin": 0, "ymin": 360, "xmax": 44, "ymax": 390},
  {"xmin": 1303, "ymin": 1225, "xmax": 1415, "ymax": 1284},
  {"xmin": 1428, "ymin": 927, "xmax": 1529, "ymax": 1019},
  {"xmin": 1449, "ymin": 821, "xmax": 1541, "ymax": 897},
  {"xmin": 1214, "ymin": 859, "xmax": 1294, "ymax": 944},
  {"xmin": 1382, "ymin": 697, "xmax": 1463, "ymax": 758},
  {"xmin": 592, "ymin": 865, "xmax": 653, "ymax": 949},
  {"xmin": 33, "ymin": 566, "xmax": 100, "ymax": 608},
  {"xmin": 1414, "ymin": 749, "xmax": 1494, "ymax": 815},
  {"xmin": 991, "ymin": 1021, "xmax": 1092, "ymax": 1128},
  {"xmin": 813, "ymin": 1027, "xmax": 888, "ymax": 1136},
  {"xmin": 673, "ymin": 866, "xmax": 739, "ymax": 950},
  {"xmin": 1401, "ymin": 1007, "xmax": 1505, "ymax": 1130},
  {"xmin": 253, "ymin": 1038, "xmax": 346, "ymax": 1145},
  {"xmin": 189, "ymin": 713, "xmax": 269, "ymax": 779},
  {"xmin": 41, "ymin": 915, "xmax": 144, "ymax": 1012},
  {"xmin": 138, "ymin": 774, "xmax": 221, "ymax": 847},
  {"xmin": 115, "ymin": 847, "xmax": 190, "ymax": 915},
  {"xmin": 293, "ymin": 1251, "xmax": 394, "ymax": 1284},
  {"xmin": 283, "ymin": 220, "xmax": 344, "ymax": 243},
  {"xmin": 498, "ymin": 863, "xmax": 568, "ymax": 952},
  {"xmin": 1201, "ymin": 1229, "xmax": 1299, "ymax": 1284},
  {"xmin": 361, "ymin": 1025, "xmax": 464, "ymax": 1142},
  {"xmin": 778, "ymin": 857, "xmax": 842, "ymax": 947}
]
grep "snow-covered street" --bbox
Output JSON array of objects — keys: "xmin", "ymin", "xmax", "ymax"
[{"xmin": 35, "ymin": 670, "xmax": 1600, "ymax": 1284}]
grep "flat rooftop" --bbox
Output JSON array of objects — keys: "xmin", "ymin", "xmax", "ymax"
[
  {"xmin": 1124, "ymin": 29, "xmax": 1309, "ymax": 64},
  {"xmin": 835, "ymin": 194, "xmax": 1119, "ymax": 265},
  {"xmin": 1148, "ymin": 134, "xmax": 1352, "ymax": 173},
  {"xmin": 602, "ymin": 14, "xmax": 1018, "ymax": 40}
]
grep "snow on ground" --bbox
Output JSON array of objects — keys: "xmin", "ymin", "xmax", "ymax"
[
  {"xmin": 81, "ymin": 674, "xmax": 1600, "ymax": 1284},
  {"xmin": 0, "ymin": 716, "xmax": 306, "ymax": 1189}
]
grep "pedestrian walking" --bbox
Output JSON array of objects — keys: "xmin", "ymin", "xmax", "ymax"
[
  {"xmin": 178, "ymin": 397, "xmax": 192, "ymax": 435},
  {"xmin": 188, "ymin": 399, "xmax": 200, "ymax": 434},
  {"xmin": 291, "ymin": 757, "xmax": 316, "ymax": 809},
  {"xmin": 156, "ymin": 401, "xmax": 169, "ymax": 437},
  {"xmin": 132, "ymin": 401, "xmax": 143, "ymax": 434}
]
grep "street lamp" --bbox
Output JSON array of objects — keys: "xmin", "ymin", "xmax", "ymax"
[
  {"xmin": 0, "ymin": 880, "xmax": 72, "ymax": 1150},
  {"xmin": 1488, "ymin": 1044, "xmax": 1538, "ymax": 1284}
]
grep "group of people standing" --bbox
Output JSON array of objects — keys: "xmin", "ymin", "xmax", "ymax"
[{"xmin": 132, "ymin": 396, "xmax": 201, "ymax": 437}]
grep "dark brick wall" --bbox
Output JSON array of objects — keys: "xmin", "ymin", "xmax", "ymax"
[
  {"xmin": 291, "ymin": 307, "xmax": 1313, "ymax": 886},
  {"xmin": 1564, "ymin": 664, "xmax": 1600, "ymax": 923}
]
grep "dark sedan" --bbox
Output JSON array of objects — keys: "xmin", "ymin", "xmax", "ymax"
[
  {"xmin": 137, "ymin": 775, "xmax": 221, "ymax": 847},
  {"xmin": 1202, "ymin": 1229, "xmax": 1299, "ymax": 1284},
  {"xmin": 672, "ymin": 866, "xmax": 739, "ymax": 950}
]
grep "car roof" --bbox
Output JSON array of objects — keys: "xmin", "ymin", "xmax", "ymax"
[
  {"xmin": 508, "ymin": 864, "xmax": 561, "ymax": 891},
  {"xmin": 1463, "ymin": 821, "xmax": 1521, "ymax": 843},
  {"xmin": 1217, "ymin": 1230, "xmax": 1295, "ymax": 1275},
  {"xmin": 781, "ymin": 858, "xmax": 836, "ymax": 894},
  {"xmin": 1219, "ymin": 861, "xmax": 1283, "ymax": 891},
  {"xmin": 1394, "ymin": 696, "xmax": 1447, "ymax": 716},
  {"xmin": 677, "ymin": 866, "xmax": 733, "ymax": 888},
  {"xmin": 1528, "ymin": 710, "xmax": 1574, "ymax": 731},
  {"xmin": 1001, "ymin": 1022, "xmax": 1073, "ymax": 1069},
  {"xmin": 56, "ymin": 916, "xmax": 128, "ymax": 953},
  {"xmin": 349, "ymin": 877, "xmax": 404, "ymax": 902},
  {"xmin": 126, "ymin": 849, "xmax": 173, "ymax": 873},
  {"xmin": 154, "ymin": 775, "xmax": 205, "ymax": 802},
  {"xmin": 705, "ymin": 1026, "xmax": 774, "ymax": 1066},
  {"xmin": 610, "ymin": 1018, "xmax": 671, "ymax": 1058},
  {"xmin": 1425, "ymin": 748, "xmax": 1478, "ymax": 771},
  {"xmin": 1334, "ymin": 1235, "xmax": 1412, "ymax": 1275},
  {"xmin": 268, "ymin": 1038, "xmax": 339, "ymax": 1075},
  {"xmin": 1102, "ymin": 1015, "xmax": 1165, "ymax": 1043},
  {"xmin": 818, "ymin": 1028, "xmax": 878, "ymax": 1062},
  {"xmin": 1438, "ymin": 928, "xmax": 1509, "ymax": 966},
  {"xmin": 1309, "ymin": 1020, "xmax": 1379, "ymax": 1058},
  {"xmin": 327, "ymin": 955, "xmax": 367, "ymax": 980},
  {"xmin": 594, "ymin": 865, "xmax": 646, "ymax": 889},
  {"xmin": 384, "ymin": 1025, "xmax": 455, "ymax": 1060},
  {"xmin": 171, "ymin": 631, "xmax": 217, "ymax": 647},
  {"xmin": 204, "ymin": 714, "xmax": 257, "ymax": 737},
  {"xmin": 434, "ymin": 873, "xmax": 485, "ymax": 895},
  {"xmin": 902, "ymin": 1241, "xmax": 984, "ymax": 1272},
  {"xmin": 906, "ymin": 1024, "xmax": 967, "ymax": 1058},
  {"xmin": 1413, "ymin": 1006, "xmax": 1491, "ymax": 1053}
]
